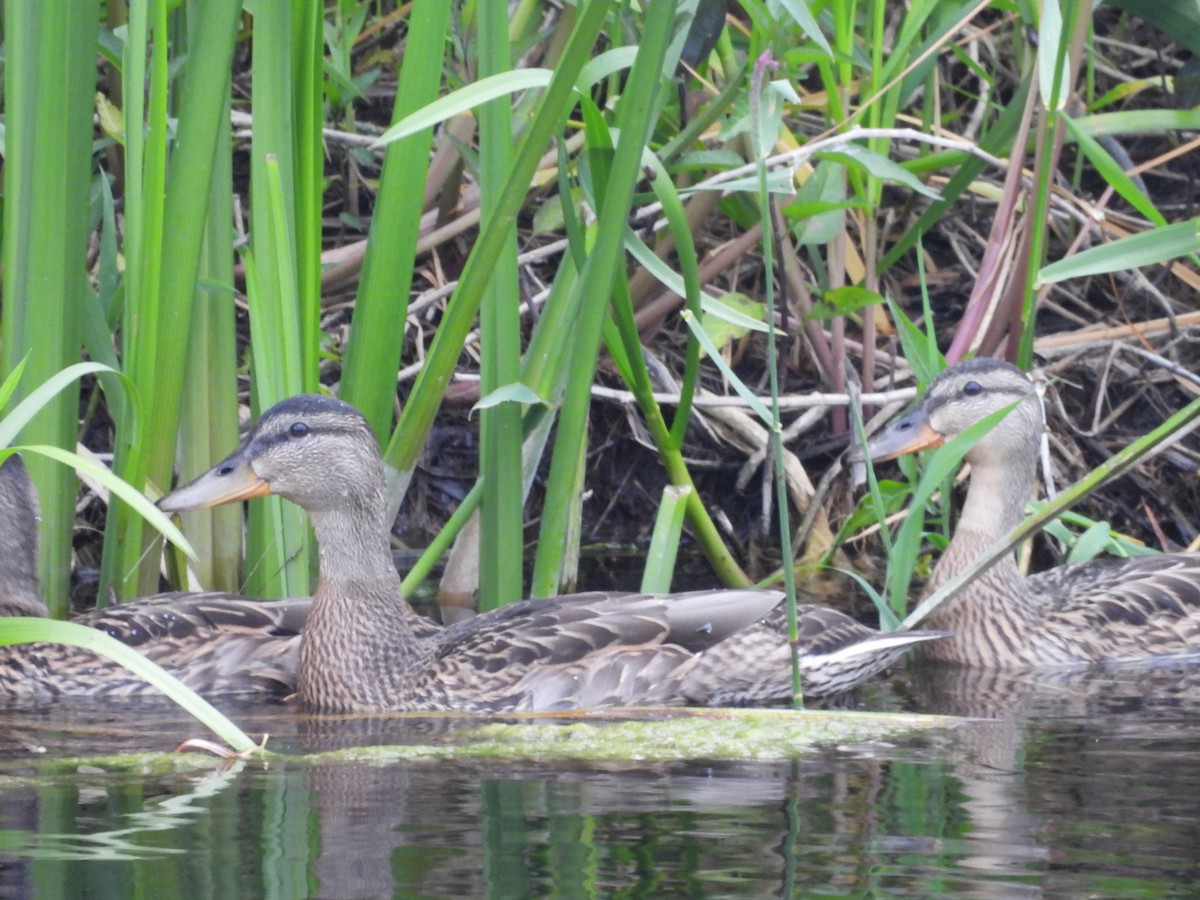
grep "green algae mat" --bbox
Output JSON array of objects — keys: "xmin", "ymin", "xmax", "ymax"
[{"xmin": 0, "ymin": 707, "xmax": 965, "ymax": 774}]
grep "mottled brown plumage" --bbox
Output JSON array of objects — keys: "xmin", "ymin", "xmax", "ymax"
[
  {"xmin": 0, "ymin": 455, "xmax": 307, "ymax": 701},
  {"xmin": 680, "ymin": 603, "xmax": 949, "ymax": 704},
  {"xmin": 868, "ymin": 358, "xmax": 1200, "ymax": 668},
  {"xmin": 161, "ymin": 394, "xmax": 944, "ymax": 711}
]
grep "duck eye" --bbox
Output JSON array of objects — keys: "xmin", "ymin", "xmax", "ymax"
[
  {"xmin": 963, "ymin": 381, "xmax": 982, "ymax": 396},
  {"xmin": 289, "ymin": 422, "xmax": 310, "ymax": 438}
]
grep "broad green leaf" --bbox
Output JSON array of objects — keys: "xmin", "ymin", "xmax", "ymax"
[
  {"xmin": 783, "ymin": 160, "xmax": 851, "ymax": 246},
  {"xmin": 1037, "ymin": 0, "xmax": 1069, "ymax": 111},
  {"xmin": 678, "ymin": 169, "xmax": 797, "ymax": 196},
  {"xmin": 0, "ymin": 362, "xmax": 130, "ymax": 448},
  {"xmin": 641, "ymin": 485, "xmax": 692, "ymax": 593},
  {"xmin": 671, "ymin": 149, "xmax": 750, "ymax": 172},
  {"xmin": 473, "ymin": 382, "xmax": 552, "ymax": 413},
  {"xmin": 578, "ymin": 47, "xmax": 639, "ymax": 91},
  {"xmin": 0, "ymin": 356, "xmax": 29, "ymax": 413},
  {"xmin": 884, "ymin": 294, "xmax": 943, "ymax": 386},
  {"xmin": 1062, "ymin": 115, "xmax": 1165, "ymax": 226},
  {"xmin": 623, "ymin": 226, "xmax": 772, "ymax": 333},
  {"xmin": 1065, "ymin": 520, "xmax": 1113, "ymax": 565},
  {"xmin": 806, "ymin": 285, "xmax": 884, "ymax": 321},
  {"xmin": 23, "ymin": 443, "xmax": 195, "ymax": 559},
  {"xmin": 774, "ymin": 0, "xmax": 833, "ymax": 56},
  {"xmin": 887, "ymin": 403, "xmax": 1019, "ymax": 611},
  {"xmin": 817, "ymin": 144, "xmax": 942, "ymax": 200},
  {"xmin": 1038, "ymin": 218, "xmax": 1200, "ymax": 285},
  {"xmin": 680, "ymin": 310, "xmax": 773, "ymax": 423},
  {"xmin": 1069, "ymin": 109, "xmax": 1200, "ymax": 136},
  {"xmin": 375, "ymin": 69, "xmax": 554, "ymax": 147},
  {"xmin": 703, "ymin": 293, "xmax": 767, "ymax": 348}
]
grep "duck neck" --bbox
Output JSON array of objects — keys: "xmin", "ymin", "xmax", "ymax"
[
  {"xmin": 310, "ymin": 503, "xmax": 400, "ymax": 588},
  {"xmin": 298, "ymin": 501, "xmax": 428, "ymax": 711},
  {"xmin": 922, "ymin": 446, "xmax": 1040, "ymax": 639}
]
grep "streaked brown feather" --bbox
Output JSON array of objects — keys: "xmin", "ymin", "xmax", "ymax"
[{"xmin": 680, "ymin": 604, "xmax": 949, "ymax": 705}]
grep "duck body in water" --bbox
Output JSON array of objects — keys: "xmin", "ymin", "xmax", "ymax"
[
  {"xmin": 161, "ymin": 394, "xmax": 947, "ymax": 712},
  {"xmin": 0, "ymin": 455, "xmax": 308, "ymax": 701},
  {"xmin": 867, "ymin": 358, "xmax": 1200, "ymax": 668}
]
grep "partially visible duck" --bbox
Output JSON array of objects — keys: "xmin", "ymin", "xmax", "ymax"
[
  {"xmin": 867, "ymin": 358, "xmax": 1200, "ymax": 668},
  {"xmin": 0, "ymin": 454, "xmax": 307, "ymax": 700}
]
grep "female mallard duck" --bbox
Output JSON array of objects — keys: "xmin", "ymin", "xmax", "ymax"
[
  {"xmin": 160, "ymin": 394, "xmax": 947, "ymax": 712},
  {"xmin": 0, "ymin": 454, "xmax": 309, "ymax": 700},
  {"xmin": 867, "ymin": 357, "xmax": 1200, "ymax": 668}
]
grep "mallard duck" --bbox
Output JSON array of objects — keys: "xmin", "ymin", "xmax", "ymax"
[
  {"xmin": 0, "ymin": 454, "xmax": 308, "ymax": 700},
  {"xmin": 159, "ymin": 394, "xmax": 947, "ymax": 712},
  {"xmin": 866, "ymin": 357, "xmax": 1200, "ymax": 668}
]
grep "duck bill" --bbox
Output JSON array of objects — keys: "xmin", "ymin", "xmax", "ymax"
[
  {"xmin": 865, "ymin": 407, "xmax": 945, "ymax": 462},
  {"xmin": 158, "ymin": 452, "xmax": 270, "ymax": 513}
]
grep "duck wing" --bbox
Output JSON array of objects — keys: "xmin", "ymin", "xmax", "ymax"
[
  {"xmin": 680, "ymin": 604, "xmax": 951, "ymax": 705},
  {"xmin": 1029, "ymin": 554, "xmax": 1200, "ymax": 663},
  {"xmin": 82, "ymin": 593, "xmax": 311, "ymax": 697},
  {"xmin": 419, "ymin": 590, "xmax": 783, "ymax": 712}
]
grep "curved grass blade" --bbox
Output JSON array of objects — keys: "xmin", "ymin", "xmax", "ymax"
[
  {"xmin": 374, "ymin": 69, "xmax": 554, "ymax": 147},
  {"xmin": 0, "ymin": 618, "xmax": 256, "ymax": 754},
  {"xmin": 22, "ymin": 444, "xmax": 194, "ymax": 559}
]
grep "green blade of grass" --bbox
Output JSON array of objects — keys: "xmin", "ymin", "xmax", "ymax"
[
  {"xmin": 884, "ymin": 403, "xmax": 1018, "ymax": 616},
  {"xmin": 0, "ymin": 618, "xmax": 255, "ymax": 754},
  {"xmin": 340, "ymin": 1, "xmax": 453, "ymax": 440},
  {"xmin": 2, "ymin": 0, "xmax": 99, "ymax": 616},
  {"xmin": 1037, "ymin": 218, "xmax": 1200, "ymax": 286},
  {"xmin": 640, "ymin": 486, "xmax": 692, "ymax": 593}
]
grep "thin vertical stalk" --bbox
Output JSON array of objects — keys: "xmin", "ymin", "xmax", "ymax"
[
  {"xmin": 751, "ymin": 51, "xmax": 802, "ymax": 706},
  {"xmin": 1, "ymin": 1, "xmax": 98, "ymax": 616},
  {"xmin": 530, "ymin": 0, "xmax": 675, "ymax": 596},
  {"xmin": 340, "ymin": 2, "xmax": 453, "ymax": 440},
  {"xmin": 476, "ymin": 0, "xmax": 525, "ymax": 610}
]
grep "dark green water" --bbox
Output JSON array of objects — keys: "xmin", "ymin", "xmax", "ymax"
[{"xmin": 3, "ymin": 660, "xmax": 1200, "ymax": 898}]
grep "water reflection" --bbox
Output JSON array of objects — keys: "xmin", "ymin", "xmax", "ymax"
[
  {"xmin": 913, "ymin": 660, "xmax": 1200, "ymax": 897},
  {"xmin": 1, "ymin": 663, "xmax": 1200, "ymax": 897}
]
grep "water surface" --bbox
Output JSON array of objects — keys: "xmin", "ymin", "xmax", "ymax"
[{"xmin": 2, "ymin": 660, "xmax": 1199, "ymax": 898}]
